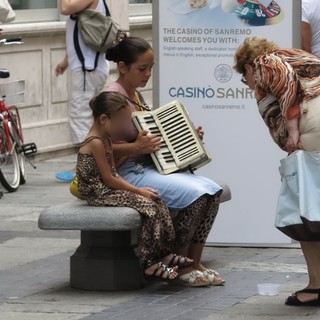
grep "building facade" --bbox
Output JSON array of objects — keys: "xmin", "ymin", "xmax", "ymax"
[{"xmin": 1, "ymin": 0, "xmax": 152, "ymax": 156}]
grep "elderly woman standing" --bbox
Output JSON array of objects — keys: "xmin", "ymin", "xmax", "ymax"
[{"xmin": 234, "ymin": 36, "xmax": 320, "ymax": 306}]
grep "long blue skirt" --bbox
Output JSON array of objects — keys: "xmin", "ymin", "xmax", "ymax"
[{"xmin": 117, "ymin": 161, "xmax": 222, "ymax": 210}]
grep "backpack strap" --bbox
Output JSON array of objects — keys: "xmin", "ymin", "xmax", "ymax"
[
  {"xmin": 102, "ymin": 0, "xmax": 111, "ymax": 16},
  {"xmin": 71, "ymin": 0, "xmax": 110, "ymax": 91}
]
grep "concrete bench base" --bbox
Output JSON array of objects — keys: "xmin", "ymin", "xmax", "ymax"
[
  {"xmin": 39, "ymin": 203, "xmax": 144, "ymax": 291},
  {"xmin": 71, "ymin": 230, "xmax": 144, "ymax": 291},
  {"xmin": 38, "ymin": 182, "xmax": 231, "ymax": 291}
]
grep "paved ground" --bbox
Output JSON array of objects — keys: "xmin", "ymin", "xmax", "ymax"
[{"xmin": 0, "ymin": 154, "xmax": 319, "ymax": 319}]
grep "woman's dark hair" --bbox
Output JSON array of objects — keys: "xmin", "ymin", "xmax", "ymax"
[
  {"xmin": 89, "ymin": 91, "xmax": 128, "ymax": 120},
  {"xmin": 106, "ymin": 35, "xmax": 152, "ymax": 65}
]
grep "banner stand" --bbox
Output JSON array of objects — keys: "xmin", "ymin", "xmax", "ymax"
[{"xmin": 153, "ymin": 0, "xmax": 302, "ymax": 246}]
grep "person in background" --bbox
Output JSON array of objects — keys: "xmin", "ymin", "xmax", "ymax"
[
  {"xmin": 105, "ymin": 35, "xmax": 225, "ymax": 287},
  {"xmin": 234, "ymin": 36, "xmax": 320, "ymax": 306},
  {"xmin": 55, "ymin": 0, "xmax": 109, "ymax": 182},
  {"xmin": 77, "ymin": 91, "xmax": 193, "ymax": 281},
  {"xmin": 301, "ymin": 0, "xmax": 320, "ymax": 57}
]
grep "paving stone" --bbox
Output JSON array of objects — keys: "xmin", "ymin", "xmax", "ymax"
[{"xmin": 0, "ymin": 155, "xmax": 314, "ymax": 320}]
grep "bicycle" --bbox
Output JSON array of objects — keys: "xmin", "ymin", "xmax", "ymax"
[{"xmin": 0, "ymin": 37, "xmax": 37, "ymax": 192}]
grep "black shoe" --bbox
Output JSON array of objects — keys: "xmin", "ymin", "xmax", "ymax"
[{"xmin": 285, "ymin": 289, "xmax": 320, "ymax": 306}]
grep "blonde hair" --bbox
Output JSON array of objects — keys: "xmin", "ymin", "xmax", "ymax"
[{"xmin": 234, "ymin": 37, "xmax": 280, "ymax": 74}]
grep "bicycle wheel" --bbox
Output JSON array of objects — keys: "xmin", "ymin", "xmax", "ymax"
[
  {"xmin": 11, "ymin": 125, "xmax": 26, "ymax": 184},
  {"xmin": 0, "ymin": 125, "xmax": 20, "ymax": 192},
  {"xmin": 19, "ymin": 151, "xmax": 26, "ymax": 184}
]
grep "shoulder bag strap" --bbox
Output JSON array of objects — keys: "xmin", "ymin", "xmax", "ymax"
[
  {"xmin": 102, "ymin": 0, "xmax": 111, "ymax": 16},
  {"xmin": 71, "ymin": 14, "xmax": 88, "ymax": 90},
  {"xmin": 71, "ymin": 3, "xmax": 104, "ymax": 91}
]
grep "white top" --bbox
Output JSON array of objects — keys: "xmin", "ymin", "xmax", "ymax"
[
  {"xmin": 66, "ymin": 0, "xmax": 109, "ymax": 73},
  {"xmin": 302, "ymin": 0, "xmax": 320, "ymax": 57}
]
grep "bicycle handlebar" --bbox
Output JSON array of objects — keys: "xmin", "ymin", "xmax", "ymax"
[{"xmin": 0, "ymin": 37, "xmax": 23, "ymax": 45}]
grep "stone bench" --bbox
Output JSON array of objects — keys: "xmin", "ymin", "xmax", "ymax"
[{"xmin": 38, "ymin": 183, "xmax": 231, "ymax": 291}]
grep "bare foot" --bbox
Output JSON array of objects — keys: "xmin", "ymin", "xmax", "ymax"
[
  {"xmin": 291, "ymin": 287, "xmax": 319, "ymax": 303},
  {"xmin": 295, "ymin": 292, "xmax": 318, "ymax": 303}
]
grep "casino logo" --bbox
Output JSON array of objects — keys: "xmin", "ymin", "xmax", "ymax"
[{"xmin": 214, "ymin": 64, "xmax": 233, "ymax": 83}]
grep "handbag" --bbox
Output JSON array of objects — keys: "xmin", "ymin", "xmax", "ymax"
[
  {"xmin": 74, "ymin": 0, "xmax": 120, "ymax": 53},
  {"xmin": 70, "ymin": 176, "xmax": 86, "ymax": 200},
  {"xmin": 275, "ymin": 150, "xmax": 320, "ymax": 241},
  {"xmin": 0, "ymin": 0, "xmax": 15, "ymax": 23},
  {"xmin": 77, "ymin": 10, "xmax": 120, "ymax": 53}
]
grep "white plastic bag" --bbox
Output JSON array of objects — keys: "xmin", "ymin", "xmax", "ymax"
[{"xmin": 275, "ymin": 150, "xmax": 320, "ymax": 241}]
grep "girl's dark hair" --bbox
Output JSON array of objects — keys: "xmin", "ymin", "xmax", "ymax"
[
  {"xmin": 89, "ymin": 91, "xmax": 128, "ymax": 120},
  {"xmin": 106, "ymin": 35, "xmax": 152, "ymax": 65}
]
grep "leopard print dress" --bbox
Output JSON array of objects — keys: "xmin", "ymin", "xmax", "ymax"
[{"xmin": 76, "ymin": 136, "xmax": 175, "ymax": 263}]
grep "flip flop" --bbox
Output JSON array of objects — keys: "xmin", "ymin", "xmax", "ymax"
[{"xmin": 55, "ymin": 171, "xmax": 76, "ymax": 182}]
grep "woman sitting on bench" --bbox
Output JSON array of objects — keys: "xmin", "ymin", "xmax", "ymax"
[{"xmin": 76, "ymin": 91, "xmax": 195, "ymax": 282}]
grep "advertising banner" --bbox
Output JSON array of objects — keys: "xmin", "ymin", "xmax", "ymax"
[{"xmin": 153, "ymin": 0, "xmax": 301, "ymax": 245}]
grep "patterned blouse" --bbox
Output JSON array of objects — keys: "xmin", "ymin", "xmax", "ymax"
[{"xmin": 253, "ymin": 48, "xmax": 320, "ymax": 151}]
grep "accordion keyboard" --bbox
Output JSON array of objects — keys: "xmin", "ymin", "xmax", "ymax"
[{"xmin": 132, "ymin": 101, "xmax": 211, "ymax": 174}]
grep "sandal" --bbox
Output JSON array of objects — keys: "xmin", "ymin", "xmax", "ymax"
[
  {"xmin": 202, "ymin": 269, "xmax": 225, "ymax": 286},
  {"xmin": 167, "ymin": 254, "xmax": 194, "ymax": 269},
  {"xmin": 173, "ymin": 270, "xmax": 210, "ymax": 287},
  {"xmin": 144, "ymin": 261, "xmax": 177, "ymax": 281},
  {"xmin": 285, "ymin": 289, "xmax": 320, "ymax": 306}
]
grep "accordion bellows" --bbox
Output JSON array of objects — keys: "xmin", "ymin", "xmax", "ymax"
[{"xmin": 132, "ymin": 100, "xmax": 212, "ymax": 174}]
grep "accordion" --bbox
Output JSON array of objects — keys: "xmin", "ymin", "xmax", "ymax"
[{"xmin": 132, "ymin": 100, "xmax": 212, "ymax": 174}]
